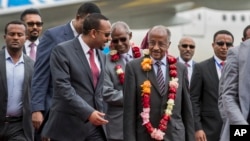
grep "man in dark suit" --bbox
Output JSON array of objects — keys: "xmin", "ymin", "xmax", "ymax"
[
  {"xmin": 20, "ymin": 8, "xmax": 43, "ymax": 61},
  {"xmin": 190, "ymin": 30, "xmax": 234, "ymax": 141},
  {"xmin": 41, "ymin": 13, "xmax": 111, "ymax": 141},
  {"xmin": 31, "ymin": 2, "xmax": 101, "ymax": 133},
  {"xmin": 0, "ymin": 20, "xmax": 34, "ymax": 141},
  {"xmin": 123, "ymin": 25, "xmax": 195, "ymax": 141}
]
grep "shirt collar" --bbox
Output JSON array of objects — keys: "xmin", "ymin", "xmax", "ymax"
[
  {"xmin": 214, "ymin": 55, "xmax": 225, "ymax": 64},
  {"xmin": 25, "ymin": 39, "xmax": 39, "ymax": 47},
  {"xmin": 70, "ymin": 20, "xmax": 79, "ymax": 37},
  {"xmin": 178, "ymin": 57, "xmax": 193, "ymax": 66},
  {"xmin": 5, "ymin": 48, "xmax": 24, "ymax": 63}
]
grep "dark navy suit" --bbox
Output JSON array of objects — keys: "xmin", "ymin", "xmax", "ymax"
[{"xmin": 31, "ymin": 22, "xmax": 75, "ymax": 114}]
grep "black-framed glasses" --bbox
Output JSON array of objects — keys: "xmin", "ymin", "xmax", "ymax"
[
  {"xmin": 112, "ymin": 37, "xmax": 127, "ymax": 44},
  {"xmin": 216, "ymin": 41, "xmax": 233, "ymax": 47},
  {"xmin": 97, "ymin": 30, "xmax": 111, "ymax": 37},
  {"xmin": 181, "ymin": 44, "xmax": 195, "ymax": 49},
  {"xmin": 26, "ymin": 22, "xmax": 43, "ymax": 27}
]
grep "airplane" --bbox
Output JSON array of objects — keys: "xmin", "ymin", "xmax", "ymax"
[{"xmin": 0, "ymin": 0, "xmax": 250, "ymax": 61}]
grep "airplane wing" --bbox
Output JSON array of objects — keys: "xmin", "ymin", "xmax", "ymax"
[{"xmin": 0, "ymin": 0, "xmax": 250, "ymax": 31}]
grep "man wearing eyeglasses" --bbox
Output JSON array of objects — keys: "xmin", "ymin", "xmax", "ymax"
[
  {"xmin": 190, "ymin": 30, "xmax": 234, "ymax": 141},
  {"xmin": 177, "ymin": 36, "xmax": 196, "ymax": 84},
  {"xmin": 30, "ymin": 3, "xmax": 101, "ymax": 140},
  {"xmin": 20, "ymin": 8, "xmax": 43, "ymax": 61},
  {"xmin": 103, "ymin": 21, "xmax": 142, "ymax": 141}
]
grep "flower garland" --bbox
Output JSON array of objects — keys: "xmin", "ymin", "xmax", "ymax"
[
  {"xmin": 110, "ymin": 45, "xmax": 141, "ymax": 84},
  {"xmin": 140, "ymin": 49, "xmax": 178, "ymax": 140}
]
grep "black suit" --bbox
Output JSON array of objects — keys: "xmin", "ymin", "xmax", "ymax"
[{"xmin": 190, "ymin": 57, "xmax": 223, "ymax": 141}]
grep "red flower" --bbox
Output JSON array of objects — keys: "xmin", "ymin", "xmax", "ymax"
[
  {"xmin": 167, "ymin": 56, "xmax": 177, "ymax": 64},
  {"xmin": 170, "ymin": 70, "xmax": 177, "ymax": 77},
  {"xmin": 169, "ymin": 87, "xmax": 176, "ymax": 93},
  {"xmin": 169, "ymin": 64, "xmax": 177, "ymax": 70},
  {"xmin": 132, "ymin": 46, "xmax": 141, "ymax": 58},
  {"xmin": 168, "ymin": 93, "xmax": 176, "ymax": 99}
]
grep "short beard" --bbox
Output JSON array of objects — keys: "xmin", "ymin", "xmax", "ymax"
[{"xmin": 29, "ymin": 35, "xmax": 38, "ymax": 42}]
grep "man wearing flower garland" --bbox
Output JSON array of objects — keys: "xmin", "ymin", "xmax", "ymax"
[
  {"xmin": 103, "ymin": 21, "xmax": 142, "ymax": 141},
  {"xmin": 123, "ymin": 25, "xmax": 195, "ymax": 141}
]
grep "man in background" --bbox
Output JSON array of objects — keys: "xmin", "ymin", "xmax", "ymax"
[
  {"xmin": 20, "ymin": 8, "xmax": 43, "ymax": 61},
  {"xmin": 190, "ymin": 30, "xmax": 234, "ymax": 141},
  {"xmin": 242, "ymin": 25, "xmax": 250, "ymax": 41},
  {"xmin": 103, "ymin": 21, "xmax": 141, "ymax": 141},
  {"xmin": 31, "ymin": 2, "xmax": 101, "ymax": 134},
  {"xmin": 177, "ymin": 36, "xmax": 196, "ymax": 84}
]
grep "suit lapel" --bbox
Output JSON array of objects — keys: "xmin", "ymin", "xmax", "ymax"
[
  {"xmin": 208, "ymin": 57, "xmax": 219, "ymax": 86},
  {"xmin": 63, "ymin": 22, "xmax": 75, "ymax": 40},
  {"xmin": 73, "ymin": 39, "xmax": 94, "ymax": 88},
  {"xmin": 0, "ymin": 50, "xmax": 7, "ymax": 97}
]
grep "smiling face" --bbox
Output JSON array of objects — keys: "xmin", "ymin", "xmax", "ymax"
[
  {"xmin": 111, "ymin": 24, "xmax": 132, "ymax": 54},
  {"xmin": 148, "ymin": 26, "xmax": 170, "ymax": 60}
]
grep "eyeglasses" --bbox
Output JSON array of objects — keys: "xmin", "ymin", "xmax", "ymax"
[
  {"xmin": 181, "ymin": 44, "xmax": 195, "ymax": 49},
  {"xmin": 26, "ymin": 22, "xmax": 43, "ymax": 27},
  {"xmin": 112, "ymin": 37, "xmax": 127, "ymax": 44},
  {"xmin": 97, "ymin": 30, "xmax": 111, "ymax": 37},
  {"xmin": 216, "ymin": 42, "xmax": 233, "ymax": 47}
]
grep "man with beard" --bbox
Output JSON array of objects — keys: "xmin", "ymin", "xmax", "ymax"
[
  {"xmin": 0, "ymin": 20, "xmax": 34, "ymax": 141},
  {"xmin": 177, "ymin": 36, "xmax": 196, "ymax": 84},
  {"xmin": 20, "ymin": 8, "xmax": 43, "ymax": 61}
]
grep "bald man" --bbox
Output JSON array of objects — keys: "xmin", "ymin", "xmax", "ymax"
[{"xmin": 177, "ymin": 37, "xmax": 196, "ymax": 84}]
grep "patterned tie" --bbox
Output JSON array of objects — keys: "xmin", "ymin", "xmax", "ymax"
[
  {"xmin": 185, "ymin": 62, "xmax": 190, "ymax": 67},
  {"xmin": 29, "ymin": 42, "xmax": 36, "ymax": 61},
  {"xmin": 155, "ymin": 61, "xmax": 165, "ymax": 95},
  {"xmin": 123, "ymin": 54, "xmax": 130, "ymax": 63},
  {"xmin": 88, "ymin": 49, "xmax": 99, "ymax": 88}
]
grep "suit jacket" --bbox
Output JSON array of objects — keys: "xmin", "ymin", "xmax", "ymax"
[
  {"xmin": 123, "ymin": 57, "xmax": 195, "ymax": 141},
  {"xmin": 103, "ymin": 53, "xmax": 139, "ymax": 140},
  {"xmin": 219, "ymin": 40, "xmax": 250, "ymax": 141},
  {"xmin": 0, "ymin": 49, "xmax": 34, "ymax": 141},
  {"xmin": 31, "ymin": 22, "xmax": 75, "ymax": 114},
  {"xmin": 190, "ymin": 57, "xmax": 223, "ymax": 141},
  {"xmin": 41, "ymin": 38, "xmax": 106, "ymax": 141}
]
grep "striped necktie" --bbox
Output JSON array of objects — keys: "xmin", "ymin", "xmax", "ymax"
[{"xmin": 155, "ymin": 61, "xmax": 165, "ymax": 95}]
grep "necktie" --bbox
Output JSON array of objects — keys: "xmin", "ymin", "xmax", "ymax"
[
  {"xmin": 88, "ymin": 49, "xmax": 99, "ymax": 88},
  {"xmin": 29, "ymin": 42, "xmax": 36, "ymax": 60},
  {"xmin": 155, "ymin": 61, "xmax": 165, "ymax": 95},
  {"xmin": 123, "ymin": 54, "xmax": 129, "ymax": 63},
  {"xmin": 220, "ymin": 61, "xmax": 225, "ymax": 71},
  {"xmin": 185, "ymin": 62, "xmax": 190, "ymax": 67}
]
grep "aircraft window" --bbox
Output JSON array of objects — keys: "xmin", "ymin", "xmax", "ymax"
[
  {"xmin": 241, "ymin": 15, "xmax": 245, "ymax": 22},
  {"xmin": 232, "ymin": 15, "xmax": 236, "ymax": 21},
  {"xmin": 198, "ymin": 13, "xmax": 201, "ymax": 20},
  {"xmin": 222, "ymin": 15, "xmax": 227, "ymax": 21}
]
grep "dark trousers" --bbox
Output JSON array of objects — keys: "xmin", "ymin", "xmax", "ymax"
[
  {"xmin": 0, "ymin": 121, "xmax": 26, "ymax": 141},
  {"xmin": 51, "ymin": 126, "xmax": 106, "ymax": 141}
]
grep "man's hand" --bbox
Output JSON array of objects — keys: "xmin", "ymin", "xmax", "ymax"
[
  {"xmin": 88, "ymin": 111, "xmax": 108, "ymax": 126},
  {"xmin": 32, "ymin": 111, "xmax": 44, "ymax": 130},
  {"xmin": 195, "ymin": 130, "xmax": 207, "ymax": 141}
]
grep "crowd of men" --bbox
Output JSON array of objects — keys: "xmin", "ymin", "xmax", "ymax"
[{"xmin": 1, "ymin": 2, "xmax": 250, "ymax": 141}]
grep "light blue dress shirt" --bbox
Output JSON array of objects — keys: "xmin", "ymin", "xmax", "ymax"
[{"xmin": 5, "ymin": 49, "xmax": 24, "ymax": 117}]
